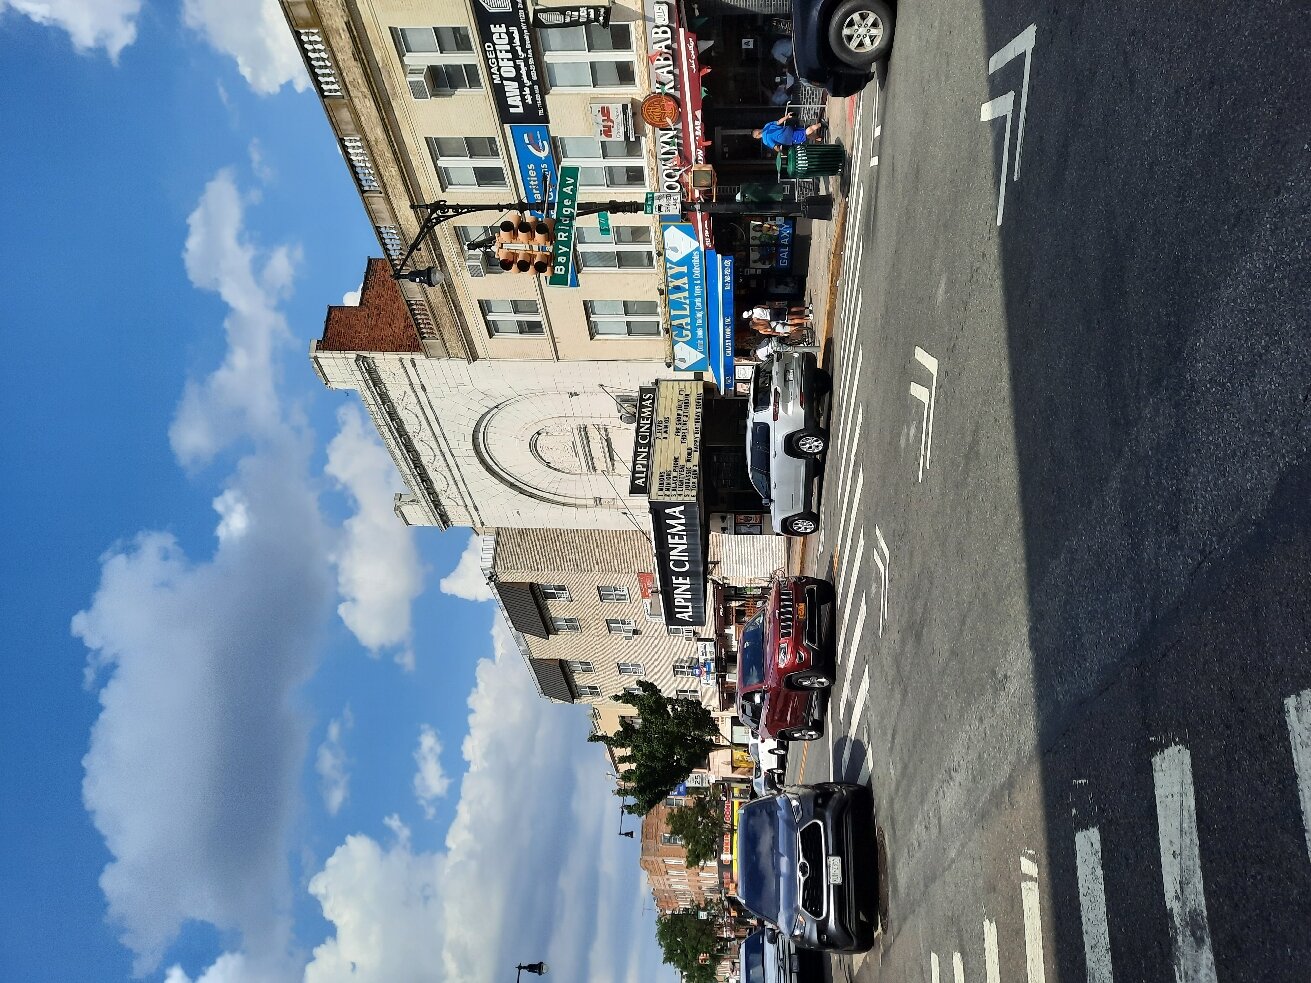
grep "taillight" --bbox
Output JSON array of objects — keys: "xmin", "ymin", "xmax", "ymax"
[{"xmin": 772, "ymin": 389, "xmax": 780, "ymax": 421}]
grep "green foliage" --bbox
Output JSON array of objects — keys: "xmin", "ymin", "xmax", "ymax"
[
  {"xmin": 655, "ymin": 904, "xmax": 722, "ymax": 983},
  {"xmin": 666, "ymin": 792, "xmax": 724, "ymax": 869},
  {"xmin": 588, "ymin": 680, "xmax": 720, "ymax": 814}
]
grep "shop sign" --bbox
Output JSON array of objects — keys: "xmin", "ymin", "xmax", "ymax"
[
  {"xmin": 643, "ymin": 0, "xmax": 707, "ymax": 200},
  {"xmin": 471, "ymin": 0, "xmax": 548, "ymax": 125},
  {"xmin": 685, "ymin": 771, "xmax": 712, "ymax": 787},
  {"xmin": 747, "ymin": 217, "xmax": 796, "ymax": 270},
  {"xmin": 705, "ymin": 251, "xmax": 734, "ymax": 392},
  {"xmin": 661, "ymin": 222, "xmax": 709, "ymax": 371},
  {"xmin": 637, "ymin": 572, "xmax": 656, "ymax": 599},
  {"xmin": 533, "ymin": 4, "xmax": 612, "ymax": 28},
  {"xmin": 651, "ymin": 499, "xmax": 707, "ymax": 627},
  {"xmin": 548, "ymin": 165, "xmax": 581, "ymax": 286},
  {"xmin": 650, "ymin": 380, "xmax": 703, "ymax": 502},
  {"xmin": 628, "ymin": 386, "xmax": 657, "ymax": 495},
  {"xmin": 590, "ymin": 101, "xmax": 634, "ymax": 141}
]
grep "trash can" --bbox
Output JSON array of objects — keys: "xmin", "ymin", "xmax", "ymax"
[{"xmin": 781, "ymin": 143, "xmax": 846, "ymax": 178}]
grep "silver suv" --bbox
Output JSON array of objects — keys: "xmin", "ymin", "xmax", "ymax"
[{"xmin": 746, "ymin": 342, "xmax": 832, "ymax": 536}]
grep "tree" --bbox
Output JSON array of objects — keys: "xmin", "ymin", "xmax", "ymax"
[
  {"xmin": 588, "ymin": 680, "xmax": 720, "ymax": 814},
  {"xmin": 655, "ymin": 904, "xmax": 721, "ymax": 983},
  {"xmin": 666, "ymin": 792, "xmax": 724, "ymax": 868}
]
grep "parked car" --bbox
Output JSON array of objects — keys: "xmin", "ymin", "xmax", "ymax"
[
  {"xmin": 791, "ymin": 0, "xmax": 895, "ymax": 96},
  {"xmin": 735, "ymin": 783, "xmax": 879, "ymax": 952},
  {"xmin": 734, "ymin": 576, "xmax": 836, "ymax": 742},
  {"xmin": 750, "ymin": 735, "xmax": 787, "ymax": 797},
  {"xmin": 746, "ymin": 342, "xmax": 832, "ymax": 537},
  {"xmin": 740, "ymin": 926, "xmax": 825, "ymax": 983}
]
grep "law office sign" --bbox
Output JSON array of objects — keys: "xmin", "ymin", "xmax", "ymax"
[{"xmin": 471, "ymin": 0, "xmax": 548, "ymax": 125}]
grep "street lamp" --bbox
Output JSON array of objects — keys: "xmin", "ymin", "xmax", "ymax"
[
  {"xmin": 516, "ymin": 963, "xmax": 549, "ymax": 983},
  {"xmin": 618, "ymin": 800, "xmax": 635, "ymax": 838}
]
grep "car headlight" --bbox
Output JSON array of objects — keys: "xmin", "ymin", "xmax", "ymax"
[
  {"xmin": 793, "ymin": 913, "xmax": 807, "ymax": 937},
  {"xmin": 786, "ymin": 794, "xmax": 803, "ymax": 822}
]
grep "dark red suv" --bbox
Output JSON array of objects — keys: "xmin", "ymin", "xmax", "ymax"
[{"xmin": 735, "ymin": 577, "xmax": 836, "ymax": 742}]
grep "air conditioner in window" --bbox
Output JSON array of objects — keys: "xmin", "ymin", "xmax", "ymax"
[
  {"xmin": 465, "ymin": 254, "xmax": 488, "ymax": 278},
  {"xmin": 407, "ymin": 66, "xmax": 430, "ymax": 99}
]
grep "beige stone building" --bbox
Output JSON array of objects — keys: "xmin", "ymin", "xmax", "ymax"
[{"xmin": 280, "ymin": 0, "xmax": 671, "ymax": 364}]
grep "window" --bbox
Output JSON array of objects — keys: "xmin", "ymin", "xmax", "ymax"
[
  {"xmin": 676, "ymin": 688, "xmax": 700, "ymax": 700},
  {"xmin": 598, "ymin": 585, "xmax": 630, "ymax": 602},
  {"xmin": 576, "ymin": 225, "xmax": 655, "ymax": 270},
  {"xmin": 555, "ymin": 137, "xmax": 645, "ymax": 188},
  {"xmin": 673, "ymin": 661, "xmax": 699, "ymax": 677},
  {"xmin": 616, "ymin": 662, "xmax": 644, "ymax": 675},
  {"xmin": 667, "ymin": 626, "xmax": 696, "ymax": 638},
  {"xmin": 665, "ymin": 797, "xmax": 685, "ymax": 809},
  {"xmin": 565, "ymin": 660, "xmax": 595, "ymax": 674},
  {"xmin": 586, "ymin": 300, "xmax": 661, "ymax": 338},
  {"xmin": 576, "ymin": 684, "xmax": 601, "ymax": 697},
  {"xmin": 393, "ymin": 27, "xmax": 481, "ymax": 97},
  {"xmin": 539, "ymin": 583, "xmax": 572, "ymax": 601},
  {"xmin": 748, "ymin": 422, "xmax": 772, "ymax": 500},
  {"xmin": 481, "ymin": 299, "xmax": 544, "ymax": 336},
  {"xmin": 661, "ymin": 833, "xmax": 684, "ymax": 846},
  {"xmin": 427, "ymin": 137, "xmax": 505, "ymax": 188},
  {"xmin": 540, "ymin": 24, "xmax": 635, "ymax": 88},
  {"xmin": 623, "ymin": 684, "xmax": 644, "ymax": 695},
  {"xmin": 607, "ymin": 618, "xmax": 637, "ymax": 636},
  {"xmin": 552, "ymin": 617, "xmax": 582, "ymax": 633}
]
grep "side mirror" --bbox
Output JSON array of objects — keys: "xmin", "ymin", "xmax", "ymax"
[{"xmin": 765, "ymin": 928, "xmax": 780, "ymax": 944}]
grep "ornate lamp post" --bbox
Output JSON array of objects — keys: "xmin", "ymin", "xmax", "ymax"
[{"xmin": 516, "ymin": 962, "xmax": 549, "ymax": 983}]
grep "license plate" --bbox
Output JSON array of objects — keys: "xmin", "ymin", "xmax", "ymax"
[
  {"xmin": 796, "ymin": 602, "xmax": 806, "ymax": 620},
  {"xmin": 826, "ymin": 856, "xmax": 843, "ymax": 885}
]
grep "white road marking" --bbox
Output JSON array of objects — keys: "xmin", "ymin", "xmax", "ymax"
[
  {"xmin": 850, "ymin": 667, "xmax": 870, "ymax": 729},
  {"xmin": 987, "ymin": 24, "xmax": 1037, "ymax": 180},
  {"xmin": 874, "ymin": 124, "xmax": 882, "ymax": 137},
  {"xmin": 839, "ymin": 532, "xmax": 866, "ymax": 643},
  {"xmin": 1286, "ymin": 688, "xmax": 1311, "ymax": 862},
  {"xmin": 835, "ymin": 352, "xmax": 863, "ymax": 464},
  {"xmin": 837, "ymin": 346, "xmax": 862, "ymax": 421},
  {"xmin": 984, "ymin": 919, "xmax": 1001, "ymax": 983},
  {"xmin": 953, "ymin": 952, "xmax": 964, "ymax": 983},
  {"xmin": 838, "ymin": 596, "xmax": 866, "ymax": 710},
  {"xmin": 872, "ymin": 526, "xmax": 890, "ymax": 631},
  {"xmin": 870, "ymin": 155, "xmax": 878, "ymax": 167},
  {"xmin": 1020, "ymin": 853, "xmax": 1047, "ymax": 983},
  {"xmin": 855, "ymin": 736, "xmax": 872, "ymax": 785},
  {"xmin": 909, "ymin": 347, "xmax": 940, "ymax": 481},
  {"xmin": 980, "ymin": 90, "xmax": 1015, "ymax": 226},
  {"xmin": 1074, "ymin": 827, "xmax": 1115, "ymax": 983},
  {"xmin": 836, "ymin": 459, "xmax": 864, "ymax": 572},
  {"xmin": 931, "ymin": 952, "xmax": 940, "ymax": 983},
  {"xmin": 1152, "ymin": 745, "xmax": 1218, "ymax": 983}
]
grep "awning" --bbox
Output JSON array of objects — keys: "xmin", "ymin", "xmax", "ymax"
[{"xmin": 493, "ymin": 581, "xmax": 551, "ymax": 638}]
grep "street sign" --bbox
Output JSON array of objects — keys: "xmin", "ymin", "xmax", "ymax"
[
  {"xmin": 597, "ymin": 211, "xmax": 612, "ymax": 236},
  {"xmin": 549, "ymin": 165, "xmax": 581, "ymax": 287},
  {"xmin": 643, "ymin": 191, "xmax": 681, "ymax": 215}
]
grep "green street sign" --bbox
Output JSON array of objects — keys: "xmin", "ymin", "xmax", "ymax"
[
  {"xmin": 644, "ymin": 192, "xmax": 655, "ymax": 214},
  {"xmin": 598, "ymin": 211, "xmax": 612, "ymax": 237},
  {"xmin": 549, "ymin": 165, "xmax": 582, "ymax": 287}
]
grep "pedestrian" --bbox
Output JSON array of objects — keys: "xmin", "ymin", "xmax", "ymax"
[
  {"xmin": 753, "ymin": 112, "xmax": 823, "ymax": 154},
  {"xmin": 742, "ymin": 302, "xmax": 811, "ymax": 344}
]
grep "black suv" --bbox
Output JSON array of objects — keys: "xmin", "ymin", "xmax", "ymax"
[
  {"xmin": 741, "ymin": 926, "xmax": 824, "ymax": 983},
  {"xmin": 735, "ymin": 783, "xmax": 878, "ymax": 952}
]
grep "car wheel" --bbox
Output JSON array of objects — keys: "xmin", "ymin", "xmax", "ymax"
[
  {"xmin": 828, "ymin": 0, "xmax": 895, "ymax": 69},
  {"xmin": 787, "ymin": 430, "xmax": 828, "ymax": 458},
  {"xmin": 783, "ymin": 511, "xmax": 820, "ymax": 536},
  {"xmin": 782, "ymin": 727, "xmax": 823, "ymax": 742}
]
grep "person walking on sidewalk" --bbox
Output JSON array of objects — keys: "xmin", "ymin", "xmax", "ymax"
[
  {"xmin": 743, "ymin": 302, "xmax": 812, "ymax": 344},
  {"xmin": 753, "ymin": 112, "xmax": 824, "ymax": 154}
]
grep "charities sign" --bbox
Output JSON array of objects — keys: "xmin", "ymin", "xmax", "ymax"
[{"xmin": 471, "ymin": 0, "xmax": 548, "ymax": 124}]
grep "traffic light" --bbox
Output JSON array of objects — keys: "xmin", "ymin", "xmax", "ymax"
[{"xmin": 495, "ymin": 212, "xmax": 555, "ymax": 273}]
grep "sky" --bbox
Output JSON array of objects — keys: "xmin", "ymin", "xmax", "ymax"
[{"xmin": 0, "ymin": 3, "xmax": 668, "ymax": 981}]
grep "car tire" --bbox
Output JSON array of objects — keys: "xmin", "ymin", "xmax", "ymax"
[
  {"xmin": 787, "ymin": 671, "xmax": 834, "ymax": 691},
  {"xmin": 828, "ymin": 0, "xmax": 895, "ymax": 69},
  {"xmin": 783, "ymin": 511, "xmax": 820, "ymax": 536},
  {"xmin": 787, "ymin": 430, "xmax": 828, "ymax": 458},
  {"xmin": 781, "ymin": 726, "xmax": 823, "ymax": 742}
]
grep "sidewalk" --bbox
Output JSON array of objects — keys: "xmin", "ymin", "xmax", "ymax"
[{"xmin": 786, "ymin": 93, "xmax": 860, "ymax": 580}]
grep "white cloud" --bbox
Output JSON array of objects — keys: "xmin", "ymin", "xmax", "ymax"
[
  {"xmin": 325, "ymin": 405, "xmax": 425, "ymax": 664},
  {"xmin": 302, "ymin": 619, "xmax": 666, "ymax": 983},
  {"xmin": 340, "ymin": 287, "xmax": 361, "ymax": 307},
  {"xmin": 0, "ymin": 0, "xmax": 140, "ymax": 60},
  {"xmin": 412, "ymin": 725, "xmax": 449, "ymax": 818},
  {"xmin": 170, "ymin": 169, "xmax": 299, "ymax": 468},
  {"xmin": 74, "ymin": 169, "xmax": 331, "ymax": 978},
  {"xmin": 316, "ymin": 707, "xmax": 354, "ymax": 817},
  {"xmin": 181, "ymin": 0, "xmax": 308, "ymax": 95},
  {"xmin": 438, "ymin": 534, "xmax": 493, "ymax": 602}
]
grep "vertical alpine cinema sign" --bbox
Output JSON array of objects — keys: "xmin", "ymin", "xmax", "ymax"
[
  {"xmin": 628, "ymin": 387, "xmax": 657, "ymax": 495},
  {"xmin": 471, "ymin": 0, "xmax": 548, "ymax": 125}
]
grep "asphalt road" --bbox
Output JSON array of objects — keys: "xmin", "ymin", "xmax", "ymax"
[{"xmin": 786, "ymin": 2, "xmax": 1311, "ymax": 981}]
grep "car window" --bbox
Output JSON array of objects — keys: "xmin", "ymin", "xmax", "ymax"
[
  {"xmin": 751, "ymin": 361, "xmax": 773, "ymax": 412},
  {"xmin": 749, "ymin": 424, "xmax": 772, "ymax": 498},
  {"xmin": 741, "ymin": 933, "xmax": 767, "ymax": 983},
  {"xmin": 735, "ymin": 797, "xmax": 796, "ymax": 924},
  {"xmin": 739, "ymin": 614, "xmax": 766, "ymax": 686}
]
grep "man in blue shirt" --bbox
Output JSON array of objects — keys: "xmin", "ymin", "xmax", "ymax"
[{"xmin": 753, "ymin": 112, "xmax": 824, "ymax": 153}]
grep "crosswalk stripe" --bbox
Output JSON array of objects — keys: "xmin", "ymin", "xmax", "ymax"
[
  {"xmin": 1152, "ymin": 745, "xmax": 1218, "ymax": 983},
  {"xmin": 836, "ymin": 470, "xmax": 864, "ymax": 591},
  {"xmin": 1074, "ymin": 827, "xmax": 1115, "ymax": 983},
  {"xmin": 1021, "ymin": 856, "xmax": 1047, "ymax": 983},
  {"xmin": 840, "ymin": 596, "xmax": 868, "ymax": 711},
  {"xmin": 1285, "ymin": 688, "xmax": 1311, "ymax": 863},
  {"xmin": 838, "ymin": 532, "xmax": 865, "ymax": 643},
  {"xmin": 983, "ymin": 919, "xmax": 1001, "ymax": 983}
]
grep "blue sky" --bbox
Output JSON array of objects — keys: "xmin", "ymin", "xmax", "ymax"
[{"xmin": 0, "ymin": 3, "xmax": 667, "ymax": 981}]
